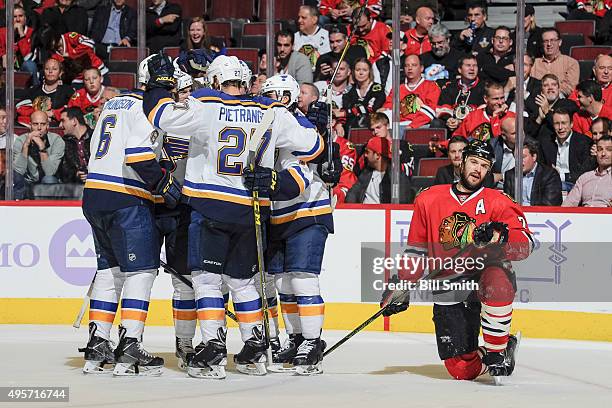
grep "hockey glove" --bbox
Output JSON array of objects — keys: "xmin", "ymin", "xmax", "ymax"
[
  {"xmin": 178, "ymin": 49, "xmax": 214, "ymax": 75},
  {"xmin": 155, "ymin": 168, "xmax": 182, "ymax": 209},
  {"xmin": 307, "ymin": 101, "xmax": 330, "ymax": 134},
  {"xmin": 243, "ymin": 165, "xmax": 279, "ymax": 196},
  {"xmin": 147, "ymin": 53, "xmax": 177, "ymax": 90},
  {"xmin": 473, "ymin": 222, "xmax": 509, "ymax": 248},
  {"xmin": 380, "ymin": 275, "xmax": 410, "ymax": 317},
  {"xmin": 317, "ymin": 142, "xmax": 342, "ymax": 186}
]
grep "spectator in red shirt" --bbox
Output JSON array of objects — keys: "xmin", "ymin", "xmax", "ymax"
[
  {"xmin": 569, "ymin": 54, "xmax": 612, "ymax": 107},
  {"xmin": 67, "ymin": 67, "xmax": 105, "ymax": 117},
  {"xmin": 454, "ymin": 81, "xmax": 511, "ymax": 141},
  {"xmin": 319, "ymin": 0, "xmax": 382, "ymax": 25},
  {"xmin": 573, "ymin": 80, "xmax": 612, "ymax": 137},
  {"xmin": 404, "ymin": 6, "xmax": 434, "ymax": 56},
  {"xmin": 0, "ymin": 6, "xmax": 38, "ymax": 83},
  {"xmin": 349, "ymin": 7, "xmax": 391, "ymax": 63}
]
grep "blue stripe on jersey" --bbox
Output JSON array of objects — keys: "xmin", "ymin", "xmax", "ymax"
[
  {"xmin": 292, "ymin": 135, "xmax": 321, "ymax": 157},
  {"xmin": 295, "ymin": 114, "xmax": 315, "ymax": 128},
  {"xmin": 279, "ymin": 293, "xmax": 297, "ymax": 303},
  {"xmin": 153, "ymin": 101, "xmax": 172, "ymax": 128},
  {"xmin": 233, "ymin": 298, "xmax": 262, "ymax": 312},
  {"xmin": 172, "ymin": 299, "xmax": 196, "ymax": 310},
  {"xmin": 125, "ymin": 147, "xmax": 154, "ymax": 154},
  {"xmin": 271, "ymin": 199, "xmax": 331, "ymax": 217},
  {"xmin": 192, "ymin": 88, "xmax": 282, "ymax": 109},
  {"xmin": 121, "ymin": 298, "xmax": 150, "ymax": 311},
  {"xmin": 90, "ymin": 300, "xmax": 118, "ymax": 312},
  {"xmin": 196, "ymin": 297, "xmax": 225, "ymax": 310},
  {"xmin": 87, "ymin": 172, "xmax": 147, "ymax": 189},
  {"xmin": 183, "ymin": 180, "xmax": 270, "ymax": 199},
  {"xmin": 296, "ymin": 295, "xmax": 324, "ymax": 305},
  {"xmin": 291, "ymin": 166, "xmax": 310, "ymax": 189}
]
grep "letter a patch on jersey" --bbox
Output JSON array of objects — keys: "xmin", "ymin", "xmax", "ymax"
[{"xmin": 475, "ymin": 198, "xmax": 486, "ymax": 215}]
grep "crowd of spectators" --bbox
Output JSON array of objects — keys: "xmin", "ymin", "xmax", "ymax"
[{"xmin": 0, "ymin": 0, "xmax": 610, "ymax": 206}]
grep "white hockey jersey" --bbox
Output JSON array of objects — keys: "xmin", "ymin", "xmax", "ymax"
[
  {"xmin": 143, "ymin": 87, "xmax": 324, "ymax": 224},
  {"xmin": 270, "ymin": 112, "xmax": 333, "ymax": 239},
  {"xmin": 83, "ymin": 92, "xmax": 161, "ymax": 210}
]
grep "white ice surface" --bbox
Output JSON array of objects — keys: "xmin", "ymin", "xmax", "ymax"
[{"xmin": 0, "ymin": 325, "xmax": 611, "ymax": 408}]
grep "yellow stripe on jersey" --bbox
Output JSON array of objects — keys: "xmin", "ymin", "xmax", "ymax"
[
  {"xmin": 125, "ymin": 152, "xmax": 156, "ymax": 164},
  {"xmin": 196, "ymin": 96, "xmax": 283, "ymax": 110},
  {"xmin": 296, "ymin": 134, "xmax": 325, "ymax": 162},
  {"xmin": 287, "ymin": 167, "xmax": 307, "ymax": 194},
  {"xmin": 183, "ymin": 187, "xmax": 271, "ymax": 206},
  {"xmin": 84, "ymin": 180, "xmax": 154, "ymax": 201},
  {"xmin": 147, "ymin": 97, "xmax": 174, "ymax": 124},
  {"xmin": 270, "ymin": 206, "xmax": 332, "ymax": 224}
]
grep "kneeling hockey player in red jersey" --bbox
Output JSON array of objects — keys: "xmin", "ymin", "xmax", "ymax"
[{"xmin": 381, "ymin": 139, "xmax": 533, "ymax": 382}]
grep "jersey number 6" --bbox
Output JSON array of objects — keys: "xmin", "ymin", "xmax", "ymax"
[
  {"xmin": 217, "ymin": 127, "xmax": 271, "ymax": 175},
  {"xmin": 94, "ymin": 115, "xmax": 117, "ymax": 159}
]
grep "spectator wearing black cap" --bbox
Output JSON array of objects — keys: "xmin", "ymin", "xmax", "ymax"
[
  {"xmin": 314, "ymin": 25, "xmax": 366, "ymax": 82},
  {"xmin": 511, "ymin": 5, "xmax": 544, "ymax": 58}
]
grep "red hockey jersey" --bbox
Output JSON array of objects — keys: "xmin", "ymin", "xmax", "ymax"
[
  {"xmin": 382, "ymin": 78, "xmax": 440, "ymax": 128},
  {"xmin": 332, "ymin": 136, "xmax": 358, "ymax": 203},
  {"xmin": 0, "ymin": 26, "xmax": 34, "ymax": 62},
  {"xmin": 568, "ymin": 83, "xmax": 612, "ymax": 107},
  {"xmin": 404, "ymin": 28, "xmax": 431, "ymax": 56},
  {"xmin": 349, "ymin": 20, "xmax": 391, "ymax": 63},
  {"xmin": 572, "ymin": 104, "xmax": 612, "ymax": 137},
  {"xmin": 67, "ymin": 86, "xmax": 106, "ymax": 113},
  {"xmin": 453, "ymin": 108, "xmax": 514, "ymax": 141},
  {"xmin": 400, "ymin": 184, "xmax": 533, "ymax": 282},
  {"xmin": 50, "ymin": 32, "xmax": 108, "ymax": 83}
]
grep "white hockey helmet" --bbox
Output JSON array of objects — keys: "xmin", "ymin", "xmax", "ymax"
[
  {"xmin": 239, "ymin": 60, "xmax": 252, "ymax": 89},
  {"xmin": 137, "ymin": 54, "xmax": 158, "ymax": 86},
  {"xmin": 206, "ymin": 55, "xmax": 243, "ymax": 87},
  {"xmin": 173, "ymin": 58, "xmax": 193, "ymax": 90},
  {"xmin": 260, "ymin": 74, "xmax": 300, "ymax": 106}
]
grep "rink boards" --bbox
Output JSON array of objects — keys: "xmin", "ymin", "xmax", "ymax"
[{"xmin": 1, "ymin": 202, "xmax": 611, "ymax": 342}]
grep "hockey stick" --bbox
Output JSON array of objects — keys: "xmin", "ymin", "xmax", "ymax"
[
  {"xmin": 73, "ymin": 272, "xmax": 96, "ymax": 328},
  {"xmin": 160, "ymin": 259, "xmax": 238, "ymax": 323},
  {"xmin": 323, "ymin": 244, "xmax": 475, "ymax": 357},
  {"xmin": 247, "ymin": 107, "xmax": 276, "ymax": 366}
]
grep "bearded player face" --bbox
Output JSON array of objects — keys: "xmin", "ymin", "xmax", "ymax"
[{"xmin": 459, "ymin": 156, "xmax": 491, "ymax": 191}]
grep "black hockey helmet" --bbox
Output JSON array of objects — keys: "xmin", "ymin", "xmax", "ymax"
[{"xmin": 462, "ymin": 139, "xmax": 495, "ymax": 164}]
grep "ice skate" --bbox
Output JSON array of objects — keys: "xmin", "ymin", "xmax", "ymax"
[
  {"xmin": 485, "ymin": 332, "xmax": 521, "ymax": 385},
  {"xmin": 268, "ymin": 333, "xmax": 304, "ymax": 373},
  {"xmin": 113, "ymin": 326, "xmax": 164, "ymax": 377},
  {"xmin": 78, "ymin": 322, "xmax": 115, "ymax": 374},
  {"xmin": 175, "ymin": 337, "xmax": 195, "ymax": 371},
  {"xmin": 187, "ymin": 329, "xmax": 227, "ymax": 379},
  {"xmin": 293, "ymin": 337, "xmax": 325, "ymax": 376},
  {"xmin": 234, "ymin": 326, "xmax": 268, "ymax": 376}
]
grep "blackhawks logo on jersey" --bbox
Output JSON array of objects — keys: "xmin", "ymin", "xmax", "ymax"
[
  {"xmin": 400, "ymin": 94, "xmax": 421, "ymax": 116},
  {"xmin": 299, "ymin": 44, "xmax": 320, "ymax": 67},
  {"xmin": 470, "ymin": 122, "xmax": 493, "ymax": 142},
  {"xmin": 438, "ymin": 212, "xmax": 477, "ymax": 250}
]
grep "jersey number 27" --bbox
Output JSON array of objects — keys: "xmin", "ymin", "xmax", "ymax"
[{"xmin": 217, "ymin": 127, "xmax": 271, "ymax": 175}]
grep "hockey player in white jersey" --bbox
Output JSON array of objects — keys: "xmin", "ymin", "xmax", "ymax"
[
  {"xmin": 79, "ymin": 55, "xmax": 181, "ymax": 376},
  {"xmin": 143, "ymin": 54, "xmax": 328, "ymax": 378},
  {"xmin": 254, "ymin": 74, "xmax": 341, "ymax": 374}
]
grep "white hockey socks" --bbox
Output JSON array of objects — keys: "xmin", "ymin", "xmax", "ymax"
[
  {"xmin": 120, "ymin": 270, "xmax": 156, "ymax": 339},
  {"xmin": 291, "ymin": 272, "xmax": 324, "ymax": 340},
  {"xmin": 481, "ymin": 302, "xmax": 512, "ymax": 352},
  {"xmin": 171, "ymin": 274, "xmax": 197, "ymax": 339},
  {"xmin": 225, "ymin": 276, "xmax": 263, "ymax": 342},
  {"xmin": 275, "ymin": 274, "xmax": 301, "ymax": 335},
  {"xmin": 88, "ymin": 267, "xmax": 123, "ymax": 340},
  {"xmin": 255, "ymin": 272, "xmax": 279, "ymax": 338},
  {"xmin": 192, "ymin": 270, "xmax": 226, "ymax": 343}
]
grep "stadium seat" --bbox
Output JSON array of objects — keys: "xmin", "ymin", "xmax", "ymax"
[
  {"xmin": 163, "ymin": 46, "xmax": 181, "ymax": 59},
  {"xmin": 242, "ymin": 22, "xmax": 281, "ymax": 36},
  {"xmin": 226, "ymin": 48, "xmax": 259, "ymax": 70},
  {"xmin": 417, "ymin": 158, "xmax": 450, "ymax": 177},
  {"xmin": 579, "ymin": 60, "xmax": 595, "ymax": 82},
  {"xmin": 206, "ymin": 21, "xmax": 232, "ymax": 46},
  {"xmin": 404, "ymin": 128, "xmax": 447, "ymax": 145},
  {"xmin": 257, "ymin": 0, "xmax": 302, "ymax": 21},
  {"xmin": 208, "ymin": 0, "xmax": 254, "ymax": 20},
  {"xmin": 570, "ymin": 46, "xmax": 612, "ymax": 61},
  {"xmin": 107, "ymin": 73, "xmax": 136, "ymax": 90},
  {"xmin": 109, "ymin": 47, "xmax": 143, "ymax": 61},
  {"xmin": 240, "ymin": 35, "xmax": 267, "ymax": 50},
  {"xmin": 14, "ymin": 72, "xmax": 32, "ymax": 88},
  {"xmin": 555, "ymin": 20, "xmax": 595, "ymax": 46},
  {"xmin": 560, "ymin": 34, "xmax": 585, "ymax": 55},
  {"xmin": 348, "ymin": 128, "xmax": 373, "ymax": 145}
]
